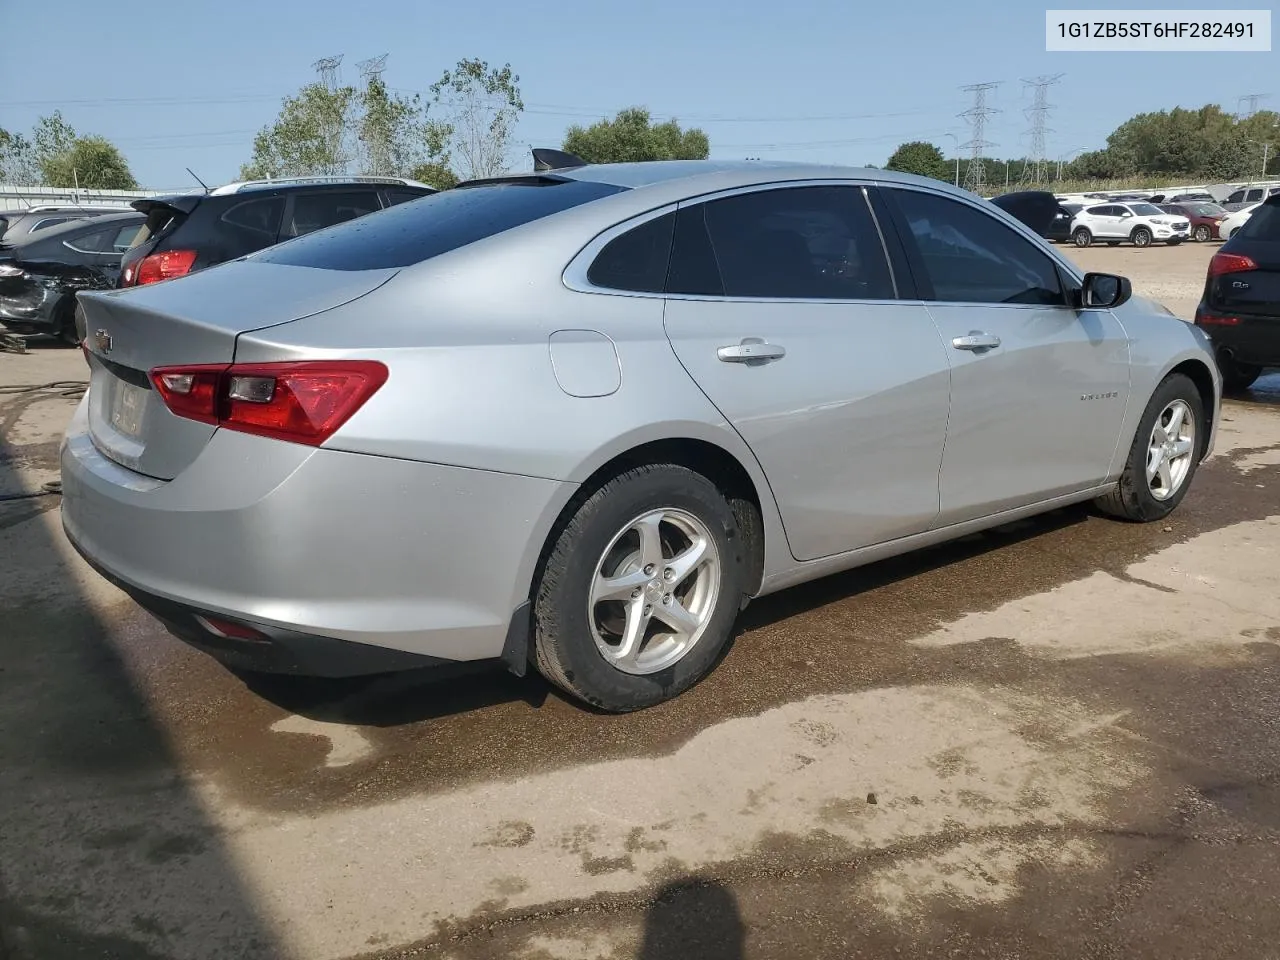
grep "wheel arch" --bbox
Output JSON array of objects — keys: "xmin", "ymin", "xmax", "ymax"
[
  {"xmin": 1165, "ymin": 357, "xmax": 1219, "ymax": 461},
  {"xmin": 501, "ymin": 429, "xmax": 782, "ymax": 677}
]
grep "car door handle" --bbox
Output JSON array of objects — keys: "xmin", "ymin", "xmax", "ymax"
[
  {"xmin": 717, "ymin": 338, "xmax": 786, "ymax": 363},
  {"xmin": 951, "ymin": 332, "xmax": 1001, "ymax": 351}
]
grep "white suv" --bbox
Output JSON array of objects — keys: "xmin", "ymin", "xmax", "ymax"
[{"xmin": 1070, "ymin": 202, "xmax": 1191, "ymax": 248}]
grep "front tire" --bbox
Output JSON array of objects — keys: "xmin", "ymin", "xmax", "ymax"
[
  {"xmin": 1096, "ymin": 373, "xmax": 1204, "ymax": 522},
  {"xmin": 1193, "ymin": 224, "xmax": 1211, "ymax": 242},
  {"xmin": 1073, "ymin": 227, "xmax": 1093, "ymax": 248},
  {"xmin": 533, "ymin": 464, "xmax": 749, "ymax": 712},
  {"xmin": 1131, "ymin": 227, "xmax": 1153, "ymax": 248}
]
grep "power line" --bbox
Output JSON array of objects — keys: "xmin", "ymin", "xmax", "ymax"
[
  {"xmin": 1019, "ymin": 74, "xmax": 1063, "ymax": 186},
  {"xmin": 958, "ymin": 82, "xmax": 1000, "ymax": 195}
]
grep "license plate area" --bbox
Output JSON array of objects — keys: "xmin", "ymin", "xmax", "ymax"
[{"xmin": 109, "ymin": 377, "xmax": 150, "ymax": 441}]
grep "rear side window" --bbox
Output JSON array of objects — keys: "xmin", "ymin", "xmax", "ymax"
[
  {"xmin": 587, "ymin": 212, "xmax": 675, "ymax": 292},
  {"xmin": 255, "ymin": 178, "xmax": 627, "ymax": 271},
  {"xmin": 1238, "ymin": 203, "xmax": 1280, "ymax": 241},
  {"xmin": 63, "ymin": 226, "xmax": 116, "ymax": 253},
  {"xmin": 386, "ymin": 189, "xmax": 427, "ymax": 206},
  {"xmin": 220, "ymin": 197, "xmax": 284, "ymax": 239},
  {"xmin": 1246, "ymin": 189, "xmax": 1264, "ymax": 202},
  {"xmin": 283, "ymin": 190, "xmax": 381, "ymax": 239},
  {"xmin": 889, "ymin": 188, "xmax": 1066, "ymax": 306},
  {"xmin": 110, "ymin": 224, "xmax": 143, "ymax": 252},
  {"xmin": 667, "ymin": 186, "xmax": 895, "ymax": 300}
]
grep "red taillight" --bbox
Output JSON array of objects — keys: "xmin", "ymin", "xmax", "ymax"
[
  {"xmin": 133, "ymin": 249, "xmax": 197, "ymax": 286},
  {"xmin": 1194, "ymin": 304, "xmax": 1240, "ymax": 326},
  {"xmin": 149, "ymin": 361, "xmax": 388, "ymax": 446},
  {"xmin": 1208, "ymin": 252, "xmax": 1257, "ymax": 277}
]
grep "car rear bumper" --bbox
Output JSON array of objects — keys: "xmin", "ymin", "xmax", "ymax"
[
  {"xmin": 1200, "ymin": 316, "xmax": 1280, "ymax": 367},
  {"xmin": 60, "ymin": 398, "xmax": 569, "ymax": 673}
]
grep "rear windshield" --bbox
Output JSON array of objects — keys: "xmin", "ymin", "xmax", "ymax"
[
  {"xmin": 1238, "ymin": 202, "xmax": 1280, "ymax": 241},
  {"xmin": 253, "ymin": 178, "xmax": 627, "ymax": 271}
]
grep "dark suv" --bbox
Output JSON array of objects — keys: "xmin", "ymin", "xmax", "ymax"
[
  {"xmin": 1195, "ymin": 194, "xmax": 1280, "ymax": 391},
  {"xmin": 118, "ymin": 176, "xmax": 435, "ymax": 288}
]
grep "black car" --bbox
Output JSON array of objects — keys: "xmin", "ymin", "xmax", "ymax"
[
  {"xmin": 0, "ymin": 212, "xmax": 145, "ymax": 342},
  {"xmin": 0, "ymin": 205, "xmax": 133, "ymax": 244},
  {"xmin": 989, "ymin": 191, "xmax": 1077, "ymax": 242},
  {"xmin": 118, "ymin": 175, "xmax": 435, "ymax": 288},
  {"xmin": 1195, "ymin": 194, "xmax": 1280, "ymax": 391}
]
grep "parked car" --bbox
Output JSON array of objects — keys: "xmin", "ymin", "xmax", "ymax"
[
  {"xmin": 1166, "ymin": 192, "xmax": 1217, "ymax": 204},
  {"xmin": 989, "ymin": 191, "xmax": 1067, "ymax": 242},
  {"xmin": 1219, "ymin": 202, "xmax": 1262, "ymax": 240},
  {"xmin": 1221, "ymin": 184, "xmax": 1280, "ymax": 212},
  {"xmin": 1047, "ymin": 202, "xmax": 1083, "ymax": 242},
  {"xmin": 1195, "ymin": 194, "xmax": 1280, "ymax": 391},
  {"xmin": 1070, "ymin": 201, "xmax": 1190, "ymax": 247},
  {"xmin": 0, "ymin": 205, "xmax": 133, "ymax": 244},
  {"xmin": 62, "ymin": 158, "xmax": 1221, "ymax": 712},
  {"xmin": 116, "ymin": 175, "xmax": 436, "ymax": 288},
  {"xmin": 0, "ymin": 211, "xmax": 145, "ymax": 342},
  {"xmin": 1159, "ymin": 201, "xmax": 1229, "ymax": 242}
]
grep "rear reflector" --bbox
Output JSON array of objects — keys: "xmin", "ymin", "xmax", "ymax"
[
  {"xmin": 149, "ymin": 360, "xmax": 388, "ymax": 446},
  {"xmin": 133, "ymin": 249, "xmax": 198, "ymax": 286},
  {"xmin": 195, "ymin": 615, "xmax": 269, "ymax": 642},
  {"xmin": 1208, "ymin": 252, "xmax": 1257, "ymax": 277}
]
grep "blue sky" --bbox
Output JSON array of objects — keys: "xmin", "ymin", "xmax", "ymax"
[{"xmin": 2, "ymin": 0, "xmax": 1275, "ymax": 188}]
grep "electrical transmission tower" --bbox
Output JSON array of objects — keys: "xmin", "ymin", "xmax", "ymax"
[
  {"xmin": 312, "ymin": 55, "xmax": 344, "ymax": 91},
  {"xmin": 958, "ymin": 82, "xmax": 1001, "ymax": 196},
  {"xmin": 310, "ymin": 55, "xmax": 347, "ymax": 175},
  {"xmin": 357, "ymin": 54, "xmax": 392, "ymax": 175},
  {"xmin": 1237, "ymin": 93, "xmax": 1268, "ymax": 119},
  {"xmin": 1018, "ymin": 74, "xmax": 1063, "ymax": 186}
]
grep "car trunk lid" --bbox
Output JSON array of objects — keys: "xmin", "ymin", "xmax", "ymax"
[{"xmin": 79, "ymin": 259, "xmax": 397, "ymax": 480}]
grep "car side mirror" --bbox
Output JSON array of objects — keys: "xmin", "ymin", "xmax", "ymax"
[
  {"xmin": 1080, "ymin": 272, "xmax": 1132, "ymax": 309},
  {"xmin": 1120, "ymin": 211, "xmax": 1133, "ymax": 218}
]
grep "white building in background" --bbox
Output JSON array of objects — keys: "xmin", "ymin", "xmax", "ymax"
[{"xmin": 0, "ymin": 183, "xmax": 182, "ymax": 209}]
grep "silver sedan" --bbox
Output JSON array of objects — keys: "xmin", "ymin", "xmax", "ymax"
[{"xmin": 61, "ymin": 160, "xmax": 1221, "ymax": 711}]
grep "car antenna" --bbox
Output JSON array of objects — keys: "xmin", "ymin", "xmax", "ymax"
[{"xmin": 186, "ymin": 167, "xmax": 211, "ymax": 194}]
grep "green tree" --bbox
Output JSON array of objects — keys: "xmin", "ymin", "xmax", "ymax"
[
  {"xmin": 885, "ymin": 140, "xmax": 950, "ymax": 181},
  {"xmin": 32, "ymin": 111, "xmax": 79, "ymax": 183},
  {"xmin": 42, "ymin": 136, "xmax": 137, "ymax": 189},
  {"xmin": 0, "ymin": 128, "xmax": 40, "ymax": 184},
  {"xmin": 562, "ymin": 107, "xmax": 709, "ymax": 164},
  {"xmin": 357, "ymin": 76, "xmax": 449, "ymax": 177},
  {"xmin": 409, "ymin": 160, "xmax": 459, "ymax": 189},
  {"xmin": 241, "ymin": 82, "xmax": 358, "ymax": 179},
  {"xmin": 430, "ymin": 59, "xmax": 523, "ymax": 180}
]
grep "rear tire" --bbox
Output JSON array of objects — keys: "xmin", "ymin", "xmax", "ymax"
[
  {"xmin": 533, "ymin": 464, "xmax": 749, "ymax": 712},
  {"xmin": 1096, "ymin": 373, "xmax": 1204, "ymax": 522},
  {"xmin": 1218, "ymin": 354, "xmax": 1262, "ymax": 392},
  {"xmin": 1072, "ymin": 227, "xmax": 1093, "ymax": 248},
  {"xmin": 1131, "ymin": 227, "xmax": 1153, "ymax": 247}
]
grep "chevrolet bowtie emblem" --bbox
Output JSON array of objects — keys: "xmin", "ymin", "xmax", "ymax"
[{"xmin": 94, "ymin": 329, "xmax": 112, "ymax": 354}]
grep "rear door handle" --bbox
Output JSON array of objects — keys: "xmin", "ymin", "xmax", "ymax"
[
  {"xmin": 951, "ymin": 332, "xmax": 1001, "ymax": 351},
  {"xmin": 717, "ymin": 338, "xmax": 786, "ymax": 363}
]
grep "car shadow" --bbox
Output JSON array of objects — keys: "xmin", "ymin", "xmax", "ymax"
[
  {"xmin": 638, "ymin": 879, "xmax": 745, "ymax": 960},
  {"xmin": 1224, "ymin": 371, "xmax": 1280, "ymax": 407},
  {"xmin": 0, "ymin": 371, "xmax": 283, "ymax": 958}
]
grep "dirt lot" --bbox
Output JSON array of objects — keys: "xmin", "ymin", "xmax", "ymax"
[{"xmin": 2, "ymin": 241, "xmax": 1279, "ymax": 960}]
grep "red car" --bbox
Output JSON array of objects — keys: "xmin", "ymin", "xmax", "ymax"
[{"xmin": 1159, "ymin": 202, "xmax": 1229, "ymax": 242}]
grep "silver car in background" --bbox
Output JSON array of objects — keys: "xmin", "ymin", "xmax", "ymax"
[{"xmin": 61, "ymin": 160, "xmax": 1221, "ymax": 712}]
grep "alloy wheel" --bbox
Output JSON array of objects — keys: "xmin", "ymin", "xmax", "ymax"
[
  {"xmin": 1146, "ymin": 400, "xmax": 1196, "ymax": 501},
  {"xmin": 587, "ymin": 508, "xmax": 721, "ymax": 675}
]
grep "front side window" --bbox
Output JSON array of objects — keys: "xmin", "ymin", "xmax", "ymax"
[
  {"xmin": 1246, "ymin": 189, "xmax": 1264, "ymax": 202},
  {"xmin": 667, "ymin": 186, "xmax": 894, "ymax": 300},
  {"xmin": 889, "ymin": 188, "xmax": 1066, "ymax": 307}
]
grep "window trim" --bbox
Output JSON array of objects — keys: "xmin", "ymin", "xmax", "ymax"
[
  {"xmin": 876, "ymin": 182, "xmax": 1083, "ymax": 309},
  {"xmin": 563, "ymin": 179, "xmax": 903, "ymax": 305},
  {"xmin": 61, "ymin": 228, "xmax": 120, "ymax": 256}
]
